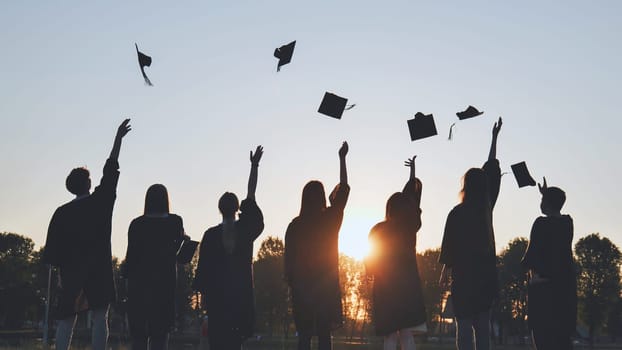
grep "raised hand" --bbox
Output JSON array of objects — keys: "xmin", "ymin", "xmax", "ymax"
[
  {"xmin": 404, "ymin": 155, "xmax": 417, "ymax": 179},
  {"xmin": 247, "ymin": 145, "xmax": 263, "ymax": 200},
  {"xmin": 250, "ymin": 145, "xmax": 264, "ymax": 166},
  {"xmin": 339, "ymin": 141, "xmax": 349, "ymax": 185},
  {"xmin": 110, "ymin": 118, "xmax": 131, "ymax": 161},
  {"xmin": 492, "ymin": 117, "xmax": 503, "ymax": 138},
  {"xmin": 488, "ymin": 117, "xmax": 502, "ymax": 161},
  {"xmin": 339, "ymin": 141, "xmax": 349, "ymax": 158},
  {"xmin": 116, "ymin": 119, "xmax": 132, "ymax": 139},
  {"xmin": 538, "ymin": 176, "xmax": 548, "ymax": 194}
]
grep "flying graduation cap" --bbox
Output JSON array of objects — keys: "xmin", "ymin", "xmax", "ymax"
[
  {"xmin": 511, "ymin": 161, "xmax": 537, "ymax": 188},
  {"xmin": 274, "ymin": 40, "xmax": 296, "ymax": 72},
  {"xmin": 135, "ymin": 43, "xmax": 153, "ymax": 86},
  {"xmin": 457, "ymin": 105, "xmax": 484, "ymax": 120},
  {"xmin": 449, "ymin": 105, "xmax": 485, "ymax": 140},
  {"xmin": 407, "ymin": 112, "xmax": 438, "ymax": 141},
  {"xmin": 318, "ymin": 92, "xmax": 355, "ymax": 119}
]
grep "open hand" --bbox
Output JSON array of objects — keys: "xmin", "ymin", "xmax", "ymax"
[
  {"xmin": 250, "ymin": 145, "xmax": 263, "ymax": 166},
  {"xmin": 492, "ymin": 117, "xmax": 502, "ymax": 138},
  {"xmin": 404, "ymin": 155, "xmax": 417, "ymax": 168},
  {"xmin": 339, "ymin": 141, "xmax": 349, "ymax": 158},
  {"xmin": 116, "ymin": 119, "xmax": 132, "ymax": 139}
]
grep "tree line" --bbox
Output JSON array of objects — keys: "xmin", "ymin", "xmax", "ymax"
[{"xmin": 1, "ymin": 231, "xmax": 621, "ymax": 344}]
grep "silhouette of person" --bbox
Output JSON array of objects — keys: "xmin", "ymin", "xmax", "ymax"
[
  {"xmin": 439, "ymin": 118, "xmax": 503, "ymax": 350},
  {"xmin": 42, "ymin": 119, "xmax": 131, "ymax": 350},
  {"xmin": 521, "ymin": 178, "xmax": 577, "ymax": 350},
  {"xmin": 366, "ymin": 155, "xmax": 426, "ymax": 350},
  {"xmin": 285, "ymin": 142, "xmax": 350, "ymax": 350},
  {"xmin": 193, "ymin": 146, "xmax": 265, "ymax": 350},
  {"xmin": 124, "ymin": 184, "xmax": 187, "ymax": 350}
]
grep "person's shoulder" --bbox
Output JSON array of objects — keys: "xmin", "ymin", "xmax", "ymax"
[
  {"xmin": 449, "ymin": 204, "xmax": 463, "ymax": 216},
  {"xmin": 369, "ymin": 221, "xmax": 387, "ymax": 236},
  {"xmin": 56, "ymin": 200, "xmax": 75, "ymax": 212},
  {"xmin": 168, "ymin": 213, "xmax": 183, "ymax": 223},
  {"xmin": 286, "ymin": 216, "xmax": 302, "ymax": 232},
  {"xmin": 203, "ymin": 225, "xmax": 222, "ymax": 238}
]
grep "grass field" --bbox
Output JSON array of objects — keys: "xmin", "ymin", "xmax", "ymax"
[{"xmin": 0, "ymin": 337, "xmax": 619, "ymax": 350}]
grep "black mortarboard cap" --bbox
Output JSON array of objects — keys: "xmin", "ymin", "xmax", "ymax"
[
  {"xmin": 135, "ymin": 43, "xmax": 153, "ymax": 86},
  {"xmin": 407, "ymin": 112, "xmax": 438, "ymax": 141},
  {"xmin": 274, "ymin": 40, "xmax": 296, "ymax": 72},
  {"xmin": 176, "ymin": 240, "xmax": 198, "ymax": 264},
  {"xmin": 318, "ymin": 92, "xmax": 349, "ymax": 119},
  {"xmin": 511, "ymin": 161, "xmax": 537, "ymax": 188},
  {"xmin": 456, "ymin": 105, "xmax": 484, "ymax": 120}
]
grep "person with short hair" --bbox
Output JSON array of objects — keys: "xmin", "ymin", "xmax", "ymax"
[
  {"xmin": 43, "ymin": 119, "xmax": 131, "ymax": 350},
  {"xmin": 125, "ymin": 184, "xmax": 187, "ymax": 350},
  {"xmin": 522, "ymin": 178, "xmax": 577, "ymax": 350},
  {"xmin": 193, "ymin": 146, "xmax": 265, "ymax": 350}
]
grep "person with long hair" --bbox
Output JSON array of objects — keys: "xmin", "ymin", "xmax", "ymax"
[
  {"xmin": 366, "ymin": 155, "xmax": 426, "ymax": 350},
  {"xmin": 42, "ymin": 119, "xmax": 131, "ymax": 350},
  {"xmin": 285, "ymin": 142, "xmax": 350, "ymax": 350},
  {"xmin": 193, "ymin": 146, "xmax": 265, "ymax": 350},
  {"xmin": 522, "ymin": 178, "xmax": 576, "ymax": 349},
  {"xmin": 124, "ymin": 184, "xmax": 187, "ymax": 350},
  {"xmin": 439, "ymin": 118, "xmax": 503, "ymax": 350}
]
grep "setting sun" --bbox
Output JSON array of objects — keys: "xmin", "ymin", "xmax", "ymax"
[{"xmin": 338, "ymin": 215, "xmax": 379, "ymax": 261}]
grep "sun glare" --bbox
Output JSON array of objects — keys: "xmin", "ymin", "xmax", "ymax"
[{"xmin": 338, "ymin": 216, "xmax": 378, "ymax": 261}]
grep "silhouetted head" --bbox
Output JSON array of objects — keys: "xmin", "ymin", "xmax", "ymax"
[
  {"xmin": 65, "ymin": 167, "xmax": 91, "ymax": 196},
  {"xmin": 144, "ymin": 184, "xmax": 170, "ymax": 215},
  {"xmin": 300, "ymin": 181, "xmax": 326, "ymax": 216},
  {"xmin": 540, "ymin": 187, "xmax": 566, "ymax": 215},
  {"xmin": 218, "ymin": 192, "xmax": 239, "ymax": 219},
  {"xmin": 385, "ymin": 192, "xmax": 410, "ymax": 221},
  {"xmin": 460, "ymin": 168, "xmax": 490, "ymax": 207}
]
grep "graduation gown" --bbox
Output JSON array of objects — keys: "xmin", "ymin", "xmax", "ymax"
[
  {"xmin": 125, "ymin": 214, "xmax": 185, "ymax": 334},
  {"xmin": 366, "ymin": 178, "xmax": 426, "ymax": 335},
  {"xmin": 284, "ymin": 183, "xmax": 350, "ymax": 334},
  {"xmin": 193, "ymin": 199, "xmax": 264, "ymax": 339},
  {"xmin": 521, "ymin": 215, "xmax": 577, "ymax": 335},
  {"xmin": 42, "ymin": 158, "xmax": 120, "ymax": 318},
  {"xmin": 439, "ymin": 159, "xmax": 501, "ymax": 318}
]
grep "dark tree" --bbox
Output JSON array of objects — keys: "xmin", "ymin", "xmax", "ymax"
[
  {"xmin": 496, "ymin": 237, "xmax": 529, "ymax": 344},
  {"xmin": 0, "ymin": 232, "xmax": 41, "ymax": 329},
  {"xmin": 416, "ymin": 248, "xmax": 443, "ymax": 333},
  {"xmin": 253, "ymin": 236, "xmax": 289, "ymax": 336},
  {"xmin": 575, "ymin": 233, "xmax": 622, "ymax": 343}
]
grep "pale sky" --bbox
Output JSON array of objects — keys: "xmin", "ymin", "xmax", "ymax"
[{"xmin": 1, "ymin": 1, "xmax": 621, "ymax": 260}]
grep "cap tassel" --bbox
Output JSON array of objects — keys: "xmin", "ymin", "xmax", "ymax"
[
  {"xmin": 345, "ymin": 104, "xmax": 356, "ymax": 111},
  {"xmin": 141, "ymin": 68, "xmax": 153, "ymax": 86},
  {"xmin": 448, "ymin": 123, "xmax": 456, "ymax": 140}
]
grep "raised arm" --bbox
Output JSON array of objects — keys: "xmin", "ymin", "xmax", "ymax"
[
  {"xmin": 404, "ymin": 155, "xmax": 416, "ymax": 181},
  {"xmin": 247, "ymin": 145, "xmax": 263, "ymax": 201},
  {"xmin": 484, "ymin": 118, "xmax": 502, "ymax": 207},
  {"xmin": 488, "ymin": 117, "xmax": 502, "ymax": 161},
  {"xmin": 403, "ymin": 155, "xmax": 422, "ymax": 209},
  {"xmin": 339, "ymin": 141, "xmax": 348, "ymax": 185},
  {"xmin": 109, "ymin": 119, "xmax": 131, "ymax": 162}
]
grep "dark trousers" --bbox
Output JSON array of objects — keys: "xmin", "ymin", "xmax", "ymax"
[
  {"xmin": 208, "ymin": 322, "xmax": 244, "ymax": 350},
  {"xmin": 298, "ymin": 332, "xmax": 332, "ymax": 350},
  {"xmin": 532, "ymin": 328, "xmax": 572, "ymax": 350}
]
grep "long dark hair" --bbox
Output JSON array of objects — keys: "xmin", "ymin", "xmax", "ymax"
[
  {"xmin": 144, "ymin": 184, "xmax": 170, "ymax": 215},
  {"xmin": 385, "ymin": 192, "xmax": 410, "ymax": 221},
  {"xmin": 460, "ymin": 168, "xmax": 494, "ymax": 249},
  {"xmin": 299, "ymin": 181, "xmax": 326, "ymax": 217}
]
